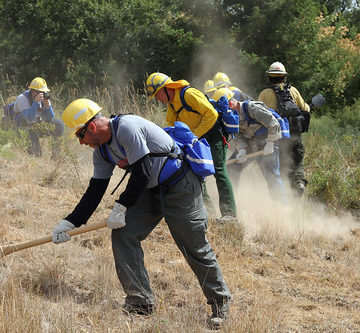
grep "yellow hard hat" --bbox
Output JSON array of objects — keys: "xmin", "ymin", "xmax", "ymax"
[
  {"xmin": 62, "ymin": 98, "xmax": 102, "ymax": 135},
  {"xmin": 28, "ymin": 77, "xmax": 50, "ymax": 92},
  {"xmin": 145, "ymin": 72, "xmax": 173, "ymax": 98},
  {"xmin": 266, "ymin": 62, "xmax": 288, "ymax": 76},
  {"xmin": 204, "ymin": 80, "xmax": 216, "ymax": 93},
  {"xmin": 212, "ymin": 87, "xmax": 235, "ymax": 102},
  {"xmin": 229, "ymin": 86, "xmax": 241, "ymax": 93},
  {"xmin": 213, "ymin": 72, "xmax": 231, "ymax": 88}
]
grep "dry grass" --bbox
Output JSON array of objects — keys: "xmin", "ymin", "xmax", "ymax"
[{"xmin": 0, "ymin": 134, "xmax": 360, "ymax": 333}]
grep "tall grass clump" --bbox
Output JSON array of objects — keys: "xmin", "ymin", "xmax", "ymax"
[{"xmin": 305, "ymin": 104, "xmax": 360, "ymax": 211}]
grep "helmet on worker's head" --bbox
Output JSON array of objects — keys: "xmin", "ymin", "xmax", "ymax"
[
  {"xmin": 145, "ymin": 72, "xmax": 173, "ymax": 98},
  {"xmin": 62, "ymin": 98, "xmax": 102, "ymax": 135},
  {"xmin": 266, "ymin": 62, "xmax": 288, "ymax": 77},
  {"xmin": 229, "ymin": 86, "xmax": 241, "ymax": 94},
  {"xmin": 28, "ymin": 77, "xmax": 50, "ymax": 92},
  {"xmin": 213, "ymin": 72, "xmax": 231, "ymax": 88},
  {"xmin": 229, "ymin": 86, "xmax": 242, "ymax": 101},
  {"xmin": 204, "ymin": 80, "xmax": 216, "ymax": 94},
  {"xmin": 212, "ymin": 87, "xmax": 235, "ymax": 102}
]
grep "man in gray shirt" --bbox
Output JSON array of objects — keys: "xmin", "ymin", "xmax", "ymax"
[{"xmin": 51, "ymin": 98, "xmax": 232, "ymax": 330}]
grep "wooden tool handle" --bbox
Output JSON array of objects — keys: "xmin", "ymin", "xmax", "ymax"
[
  {"xmin": 0, "ymin": 221, "xmax": 107, "ymax": 257},
  {"xmin": 226, "ymin": 150, "xmax": 264, "ymax": 165}
]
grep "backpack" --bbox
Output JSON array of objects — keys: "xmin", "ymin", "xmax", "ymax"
[
  {"xmin": 272, "ymin": 84, "xmax": 310, "ymax": 133},
  {"xmin": 243, "ymin": 101, "xmax": 290, "ymax": 139},
  {"xmin": 179, "ymin": 86, "xmax": 239, "ymax": 134},
  {"xmin": 1, "ymin": 92, "xmax": 33, "ymax": 129},
  {"xmin": 99, "ymin": 116, "xmax": 214, "ymax": 191},
  {"xmin": 163, "ymin": 121, "xmax": 215, "ymax": 179},
  {"xmin": 1, "ymin": 102, "xmax": 17, "ymax": 128}
]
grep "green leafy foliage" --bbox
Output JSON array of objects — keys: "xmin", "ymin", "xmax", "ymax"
[
  {"xmin": 0, "ymin": 0, "xmax": 214, "ymax": 92},
  {"xmin": 305, "ymin": 115, "xmax": 360, "ymax": 210},
  {"xmin": 0, "ymin": 0, "xmax": 358, "ymax": 110}
]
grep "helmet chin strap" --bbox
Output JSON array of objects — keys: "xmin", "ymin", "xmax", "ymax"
[
  {"xmin": 164, "ymin": 86, "xmax": 177, "ymax": 113},
  {"xmin": 164, "ymin": 87, "xmax": 171, "ymax": 102}
]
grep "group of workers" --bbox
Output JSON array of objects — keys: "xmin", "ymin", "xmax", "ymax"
[
  {"xmin": 145, "ymin": 63, "xmax": 310, "ymax": 226},
  {"xmin": 3, "ymin": 62, "xmax": 310, "ymax": 330},
  {"xmin": 203, "ymin": 64, "xmax": 309, "ymax": 205}
]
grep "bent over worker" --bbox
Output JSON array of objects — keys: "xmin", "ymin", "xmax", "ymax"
[
  {"xmin": 51, "ymin": 99, "xmax": 232, "ymax": 330},
  {"xmin": 146, "ymin": 72, "xmax": 237, "ymax": 224},
  {"xmin": 213, "ymin": 88, "xmax": 288, "ymax": 204}
]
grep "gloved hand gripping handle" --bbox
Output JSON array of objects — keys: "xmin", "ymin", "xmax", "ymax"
[
  {"xmin": 0, "ymin": 221, "xmax": 107, "ymax": 257},
  {"xmin": 226, "ymin": 150, "xmax": 265, "ymax": 165}
]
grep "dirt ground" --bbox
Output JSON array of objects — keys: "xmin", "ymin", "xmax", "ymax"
[{"xmin": 0, "ymin": 143, "xmax": 359, "ymax": 332}]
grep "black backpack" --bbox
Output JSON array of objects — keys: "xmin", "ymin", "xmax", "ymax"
[{"xmin": 272, "ymin": 84, "xmax": 310, "ymax": 133}]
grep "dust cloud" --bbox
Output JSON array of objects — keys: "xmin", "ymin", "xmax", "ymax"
[
  {"xmin": 206, "ymin": 162, "xmax": 358, "ymax": 240},
  {"xmin": 189, "ymin": 38, "xmax": 258, "ymax": 98},
  {"xmin": 187, "ymin": 34, "xmax": 358, "ymax": 241}
]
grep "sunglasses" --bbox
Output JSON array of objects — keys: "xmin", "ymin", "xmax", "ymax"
[
  {"xmin": 75, "ymin": 117, "xmax": 94, "ymax": 139},
  {"xmin": 145, "ymin": 84, "xmax": 156, "ymax": 96}
]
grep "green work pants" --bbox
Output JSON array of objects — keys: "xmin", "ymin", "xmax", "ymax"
[
  {"xmin": 111, "ymin": 169, "xmax": 232, "ymax": 307},
  {"xmin": 202, "ymin": 131, "xmax": 237, "ymax": 217}
]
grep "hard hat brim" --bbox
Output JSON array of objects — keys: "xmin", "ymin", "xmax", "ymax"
[{"xmin": 266, "ymin": 71, "xmax": 288, "ymax": 76}]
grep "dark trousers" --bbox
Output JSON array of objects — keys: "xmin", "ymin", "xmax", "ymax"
[
  {"xmin": 23, "ymin": 118, "xmax": 64, "ymax": 157},
  {"xmin": 278, "ymin": 134, "xmax": 306, "ymax": 188},
  {"xmin": 111, "ymin": 170, "xmax": 232, "ymax": 307}
]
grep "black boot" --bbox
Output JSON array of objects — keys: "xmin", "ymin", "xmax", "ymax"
[
  {"xmin": 207, "ymin": 301, "xmax": 230, "ymax": 330},
  {"xmin": 123, "ymin": 303, "xmax": 155, "ymax": 316}
]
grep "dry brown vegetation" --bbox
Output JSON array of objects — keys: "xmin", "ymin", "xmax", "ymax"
[{"xmin": 1, "ymin": 133, "xmax": 360, "ymax": 333}]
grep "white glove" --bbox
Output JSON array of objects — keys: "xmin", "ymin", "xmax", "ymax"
[
  {"xmin": 52, "ymin": 219, "xmax": 75, "ymax": 244},
  {"xmin": 107, "ymin": 202, "xmax": 127, "ymax": 229},
  {"xmin": 263, "ymin": 140, "xmax": 274, "ymax": 155},
  {"xmin": 235, "ymin": 149, "xmax": 247, "ymax": 164}
]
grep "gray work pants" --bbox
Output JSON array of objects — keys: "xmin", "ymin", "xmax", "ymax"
[{"xmin": 111, "ymin": 169, "xmax": 232, "ymax": 307}]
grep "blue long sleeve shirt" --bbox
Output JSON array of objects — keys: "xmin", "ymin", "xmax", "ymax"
[{"xmin": 14, "ymin": 90, "xmax": 54, "ymax": 124}]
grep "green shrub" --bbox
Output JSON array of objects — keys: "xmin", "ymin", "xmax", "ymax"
[
  {"xmin": 336, "ymin": 98, "xmax": 360, "ymax": 134},
  {"xmin": 305, "ymin": 116, "xmax": 360, "ymax": 210},
  {"xmin": 0, "ymin": 127, "xmax": 29, "ymax": 154}
]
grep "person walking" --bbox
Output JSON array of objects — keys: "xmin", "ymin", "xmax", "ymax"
[
  {"xmin": 145, "ymin": 72, "xmax": 237, "ymax": 223},
  {"xmin": 258, "ymin": 62, "xmax": 310, "ymax": 195},
  {"xmin": 13, "ymin": 77, "xmax": 64, "ymax": 158},
  {"xmin": 51, "ymin": 98, "xmax": 232, "ymax": 329}
]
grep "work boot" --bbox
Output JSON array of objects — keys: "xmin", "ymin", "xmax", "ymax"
[
  {"xmin": 295, "ymin": 182, "xmax": 305, "ymax": 196},
  {"xmin": 207, "ymin": 302, "xmax": 230, "ymax": 330},
  {"xmin": 215, "ymin": 215, "xmax": 238, "ymax": 224},
  {"xmin": 123, "ymin": 303, "xmax": 155, "ymax": 316}
]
